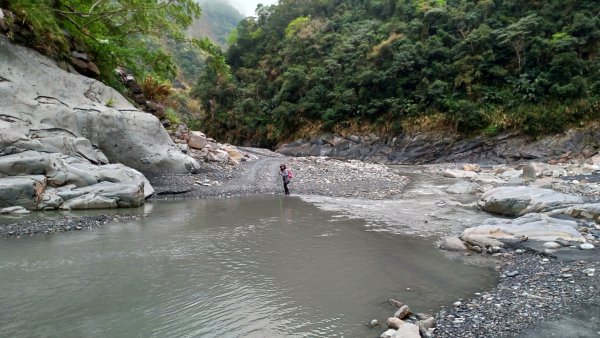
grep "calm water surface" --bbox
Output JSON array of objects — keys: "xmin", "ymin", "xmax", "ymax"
[{"xmin": 0, "ymin": 196, "xmax": 496, "ymax": 337}]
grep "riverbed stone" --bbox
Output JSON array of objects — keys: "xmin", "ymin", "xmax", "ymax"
[
  {"xmin": 0, "ymin": 205, "xmax": 30, "ymax": 214},
  {"xmin": 461, "ymin": 213, "xmax": 584, "ymax": 243},
  {"xmin": 543, "ymin": 241, "xmax": 562, "ymax": 249},
  {"xmin": 187, "ymin": 131, "xmax": 208, "ymax": 150},
  {"xmin": 61, "ymin": 193, "xmax": 118, "ymax": 210},
  {"xmin": 387, "ymin": 317, "xmax": 404, "ymax": 329},
  {"xmin": 522, "ymin": 162, "xmax": 547, "ymax": 180},
  {"xmin": 563, "ymin": 203, "xmax": 600, "ymax": 222},
  {"xmin": 0, "ymin": 175, "xmax": 46, "ymax": 210},
  {"xmin": 447, "ymin": 181, "xmax": 480, "ymax": 195},
  {"xmin": 389, "ymin": 298, "xmax": 404, "ymax": 308},
  {"xmin": 394, "ymin": 305, "xmax": 411, "ymax": 319},
  {"xmin": 393, "ymin": 322, "xmax": 421, "ymax": 338},
  {"xmin": 463, "ymin": 164, "xmax": 481, "ymax": 172},
  {"xmin": 418, "ymin": 317, "xmax": 436, "ymax": 329},
  {"xmin": 478, "ymin": 186, "xmax": 584, "ymax": 216},
  {"xmin": 499, "ymin": 169, "xmax": 523, "ymax": 180},
  {"xmin": 38, "ymin": 187, "xmax": 64, "ymax": 210},
  {"xmin": 68, "ymin": 181, "xmax": 145, "ymax": 208},
  {"xmin": 443, "ymin": 169, "xmax": 477, "ymax": 179},
  {"xmin": 438, "ymin": 236, "xmax": 468, "ymax": 251},
  {"xmin": 207, "ymin": 149, "xmax": 230, "ymax": 163},
  {"xmin": 380, "ymin": 329, "xmax": 397, "ymax": 338},
  {"xmin": 580, "ymin": 243, "xmax": 595, "ymax": 250},
  {"xmin": 222, "ymin": 144, "xmax": 244, "ymax": 164}
]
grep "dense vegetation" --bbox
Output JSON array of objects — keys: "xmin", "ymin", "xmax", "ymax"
[
  {"xmin": 172, "ymin": 0, "xmax": 244, "ymax": 82},
  {"xmin": 1, "ymin": 0, "xmax": 224, "ymax": 87},
  {"xmin": 193, "ymin": 0, "xmax": 600, "ymax": 146}
]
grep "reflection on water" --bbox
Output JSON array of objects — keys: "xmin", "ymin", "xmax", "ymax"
[{"xmin": 0, "ymin": 197, "xmax": 496, "ymax": 337}]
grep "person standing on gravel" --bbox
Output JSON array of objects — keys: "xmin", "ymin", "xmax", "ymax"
[{"xmin": 280, "ymin": 164, "xmax": 291, "ymax": 195}]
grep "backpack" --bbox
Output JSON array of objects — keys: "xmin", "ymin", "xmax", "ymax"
[{"xmin": 287, "ymin": 169, "xmax": 294, "ymax": 179}]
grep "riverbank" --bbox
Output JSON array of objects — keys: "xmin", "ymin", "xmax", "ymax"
[
  {"xmin": 0, "ymin": 152, "xmax": 410, "ymax": 238},
  {"xmin": 1, "ymin": 151, "xmax": 599, "ymax": 337}
]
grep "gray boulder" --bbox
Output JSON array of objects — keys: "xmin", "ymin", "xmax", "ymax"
[
  {"xmin": 443, "ymin": 169, "xmax": 477, "ymax": 179},
  {"xmin": 0, "ymin": 35, "xmax": 199, "ymax": 175},
  {"xmin": 522, "ymin": 162, "xmax": 547, "ymax": 180},
  {"xmin": 0, "ymin": 150, "xmax": 152, "ymax": 210},
  {"xmin": 393, "ymin": 322, "xmax": 421, "ymax": 338},
  {"xmin": 60, "ymin": 181, "xmax": 144, "ymax": 210},
  {"xmin": 0, "ymin": 205, "xmax": 31, "ymax": 214},
  {"xmin": 461, "ymin": 213, "xmax": 584, "ymax": 243},
  {"xmin": 562, "ymin": 203, "xmax": 600, "ymax": 222},
  {"xmin": 478, "ymin": 186, "xmax": 584, "ymax": 216},
  {"xmin": 438, "ymin": 236, "xmax": 468, "ymax": 251},
  {"xmin": 0, "ymin": 175, "xmax": 46, "ymax": 209},
  {"xmin": 447, "ymin": 181, "xmax": 480, "ymax": 195}
]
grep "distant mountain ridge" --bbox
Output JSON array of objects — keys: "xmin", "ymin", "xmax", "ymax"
[{"xmin": 188, "ymin": 0, "xmax": 245, "ymax": 48}]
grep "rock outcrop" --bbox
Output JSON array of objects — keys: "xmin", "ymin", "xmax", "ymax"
[
  {"xmin": 0, "ymin": 35, "xmax": 199, "ymax": 175},
  {"xmin": 0, "ymin": 35, "xmax": 199, "ymax": 210},
  {"xmin": 277, "ymin": 127, "xmax": 600, "ymax": 165},
  {"xmin": 477, "ymin": 187, "xmax": 584, "ymax": 216}
]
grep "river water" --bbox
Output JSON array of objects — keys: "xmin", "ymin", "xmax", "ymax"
[{"xmin": 0, "ymin": 195, "xmax": 496, "ymax": 338}]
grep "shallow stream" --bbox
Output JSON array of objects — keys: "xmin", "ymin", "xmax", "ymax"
[{"xmin": 0, "ymin": 172, "xmax": 497, "ymax": 337}]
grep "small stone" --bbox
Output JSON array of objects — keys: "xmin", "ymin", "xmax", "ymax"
[
  {"xmin": 580, "ymin": 243, "xmax": 595, "ymax": 250},
  {"xmin": 543, "ymin": 242, "xmax": 562, "ymax": 249},
  {"xmin": 389, "ymin": 298, "xmax": 404, "ymax": 308},
  {"xmin": 582, "ymin": 268, "xmax": 595, "ymax": 276},
  {"xmin": 453, "ymin": 301, "xmax": 462, "ymax": 307},
  {"xmin": 415, "ymin": 313, "xmax": 434, "ymax": 320},
  {"xmin": 418, "ymin": 317, "xmax": 436, "ymax": 329},
  {"xmin": 395, "ymin": 305, "xmax": 411, "ymax": 319},
  {"xmin": 387, "ymin": 317, "xmax": 404, "ymax": 329},
  {"xmin": 452, "ymin": 317, "xmax": 465, "ymax": 324},
  {"xmin": 380, "ymin": 329, "xmax": 397, "ymax": 338},
  {"xmin": 515, "ymin": 249, "xmax": 525, "ymax": 254},
  {"xmin": 369, "ymin": 319, "xmax": 379, "ymax": 328},
  {"xmin": 505, "ymin": 271, "xmax": 520, "ymax": 277}
]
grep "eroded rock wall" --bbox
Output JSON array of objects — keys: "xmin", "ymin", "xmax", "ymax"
[{"xmin": 0, "ymin": 36, "xmax": 199, "ymax": 210}]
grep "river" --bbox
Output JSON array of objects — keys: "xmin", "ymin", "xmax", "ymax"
[{"xmin": 0, "ymin": 193, "xmax": 496, "ymax": 338}]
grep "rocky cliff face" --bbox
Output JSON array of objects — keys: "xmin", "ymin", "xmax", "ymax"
[
  {"xmin": 0, "ymin": 36, "xmax": 199, "ymax": 175},
  {"xmin": 277, "ymin": 127, "xmax": 600, "ymax": 165},
  {"xmin": 0, "ymin": 36, "xmax": 200, "ymax": 211}
]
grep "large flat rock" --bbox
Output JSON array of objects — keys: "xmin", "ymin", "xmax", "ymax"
[
  {"xmin": 478, "ymin": 186, "xmax": 584, "ymax": 216},
  {"xmin": 461, "ymin": 213, "xmax": 584, "ymax": 243}
]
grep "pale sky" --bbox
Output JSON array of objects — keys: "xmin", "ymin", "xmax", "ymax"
[{"xmin": 227, "ymin": 0, "xmax": 278, "ymax": 17}]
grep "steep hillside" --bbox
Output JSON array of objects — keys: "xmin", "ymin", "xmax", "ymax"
[
  {"xmin": 188, "ymin": 0, "xmax": 244, "ymax": 47},
  {"xmin": 172, "ymin": 0, "xmax": 244, "ymax": 82},
  {"xmin": 193, "ymin": 0, "xmax": 600, "ymax": 147}
]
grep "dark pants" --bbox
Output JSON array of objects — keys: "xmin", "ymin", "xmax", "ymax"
[{"xmin": 283, "ymin": 181, "xmax": 290, "ymax": 195}]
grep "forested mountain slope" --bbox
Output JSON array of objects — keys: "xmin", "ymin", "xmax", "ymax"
[
  {"xmin": 172, "ymin": 0, "xmax": 243, "ymax": 81},
  {"xmin": 194, "ymin": 0, "xmax": 600, "ymax": 147},
  {"xmin": 188, "ymin": 0, "xmax": 244, "ymax": 47}
]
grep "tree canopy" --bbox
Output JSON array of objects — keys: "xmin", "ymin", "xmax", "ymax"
[
  {"xmin": 193, "ymin": 0, "xmax": 600, "ymax": 147},
  {"xmin": 2, "ymin": 0, "xmax": 224, "ymax": 84}
]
